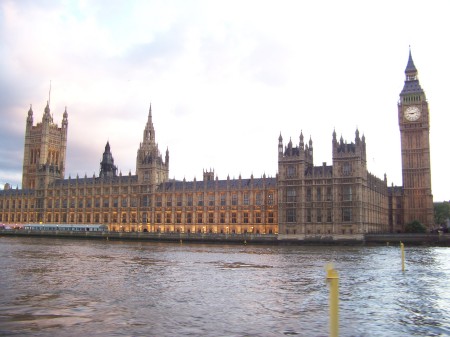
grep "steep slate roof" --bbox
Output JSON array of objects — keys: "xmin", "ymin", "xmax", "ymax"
[
  {"xmin": 305, "ymin": 165, "xmax": 333, "ymax": 177},
  {"xmin": 0, "ymin": 189, "xmax": 34, "ymax": 197},
  {"xmin": 50, "ymin": 175, "xmax": 138, "ymax": 187},
  {"xmin": 401, "ymin": 79, "xmax": 424, "ymax": 95},
  {"xmin": 405, "ymin": 50, "xmax": 417, "ymax": 74},
  {"xmin": 157, "ymin": 177, "xmax": 277, "ymax": 192},
  {"xmin": 401, "ymin": 50, "xmax": 424, "ymax": 95},
  {"xmin": 388, "ymin": 185, "xmax": 404, "ymax": 195}
]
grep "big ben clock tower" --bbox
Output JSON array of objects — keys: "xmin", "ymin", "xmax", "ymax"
[{"xmin": 398, "ymin": 49, "xmax": 434, "ymax": 228}]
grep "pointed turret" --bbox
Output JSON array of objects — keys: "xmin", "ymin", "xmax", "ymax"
[
  {"xmin": 42, "ymin": 101, "xmax": 52, "ymax": 124},
  {"xmin": 143, "ymin": 103, "xmax": 156, "ymax": 144},
  {"xmin": 405, "ymin": 48, "xmax": 418, "ymax": 80},
  {"xmin": 401, "ymin": 48, "xmax": 424, "ymax": 96},
  {"xmin": 136, "ymin": 104, "xmax": 169, "ymax": 185},
  {"xmin": 99, "ymin": 141, "xmax": 118, "ymax": 178},
  {"xmin": 278, "ymin": 133, "xmax": 283, "ymax": 157},
  {"xmin": 27, "ymin": 104, "xmax": 33, "ymax": 126},
  {"xmin": 62, "ymin": 106, "xmax": 68, "ymax": 128}
]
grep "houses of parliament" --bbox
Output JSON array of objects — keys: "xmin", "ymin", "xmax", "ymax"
[{"xmin": 0, "ymin": 51, "xmax": 434, "ymax": 240}]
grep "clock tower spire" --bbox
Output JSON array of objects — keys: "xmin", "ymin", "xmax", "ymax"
[{"xmin": 397, "ymin": 49, "xmax": 434, "ymax": 229}]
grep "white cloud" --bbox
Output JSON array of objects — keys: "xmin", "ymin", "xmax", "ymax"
[{"xmin": 0, "ymin": 0, "xmax": 449, "ymax": 201}]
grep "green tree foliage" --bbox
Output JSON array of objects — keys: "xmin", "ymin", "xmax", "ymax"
[
  {"xmin": 405, "ymin": 220, "xmax": 426, "ymax": 233},
  {"xmin": 434, "ymin": 201, "xmax": 450, "ymax": 226}
]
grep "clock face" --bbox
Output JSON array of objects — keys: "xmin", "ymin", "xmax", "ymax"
[{"xmin": 404, "ymin": 106, "xmax": 421, "ymax": 121}]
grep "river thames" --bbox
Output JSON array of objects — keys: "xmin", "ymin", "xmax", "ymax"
[{"xmin": 0, "ymin": 237, "xmax": 449, "ymax": 337}]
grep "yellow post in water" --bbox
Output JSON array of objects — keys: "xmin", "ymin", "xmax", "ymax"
[
  {"xmin": 400, "ymin": 242, "xmax": 405, "ymax": 272},
  {"xmin": 326, "ymin": 264, "xmax": 339, "ymax": 337}
]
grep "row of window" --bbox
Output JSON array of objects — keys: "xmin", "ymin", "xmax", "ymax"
[
  {"xmin": 22, "ymin": 211, "xmax": 276, "ymax": 225},
  {"xmin": 285, "ymin": 186, "xmax": 352, "ymax": 202},
  {"xmin": 0, "ymin": 200, "xmax": 33, "ymax": 210},
  {"xmin": 285, "ymin": 208, "xmax": 352, "ymax": 223}
]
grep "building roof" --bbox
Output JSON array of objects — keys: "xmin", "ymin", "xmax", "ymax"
[{"xmin": 157, "ymin": 177, "xmax": 277, "ymax": 192}]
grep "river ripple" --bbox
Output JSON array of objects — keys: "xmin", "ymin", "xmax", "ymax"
[{"xmin": 0, "ymin": 237, "xmax": 449, "ymax": 336}]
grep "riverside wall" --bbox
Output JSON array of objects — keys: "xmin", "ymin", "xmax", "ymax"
[{"xmin": 1, "ymin": 230, "xmax": 450, "ymax": 246}]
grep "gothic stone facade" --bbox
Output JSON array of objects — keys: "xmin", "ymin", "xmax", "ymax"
[{"xmin": 0, "ymin": 52, "xmax": 434, "ymax": 237}]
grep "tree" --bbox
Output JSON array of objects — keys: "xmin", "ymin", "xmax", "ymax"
[
  {"xmin": 405, "ymin": 220, "xmax": 426, "ymax": 233},
  {"xmin": 434, "ymin": 201, "xmax": 450, "ymax": 226}
]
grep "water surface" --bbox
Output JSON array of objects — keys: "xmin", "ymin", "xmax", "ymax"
[{"xmin": 0, "ymin": 237, "xmax": 449, "ymax": 336}]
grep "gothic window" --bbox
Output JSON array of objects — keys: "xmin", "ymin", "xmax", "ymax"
[
  {"xmin": 306, "ymin": 209, "xmax": 312, "ymax": 222},
  {"xmin": 268, "ymin": 192, "xmax": 274, "ymax": 205},
  {"xmin": 121, "ymin": 198, "xmax": 127, "ymax": 207},
  {"xmin": 177, "ymin": 195, "xmax": 182, "ymax": 207},
  {"xmin": 343, "ymin": 162, "xmax": 352, "ymax": 176},
  {"xmin": 327, "ymin": 187, "xmax": 332, "ymax": 201},
  {"xmin": 176, "ymin": 212, "xmax": 181, "ymax": 224},
  {"xmin": 287, "ymin": 188, "xmax": 296, "ymax": 203},
  {"xmin": 342, "ymin": 208, "xmax": 352, "ymax": 222},
  {"xmin": 343, "ymin": 186, "xmax": 352, "ymax": 201},
  {"xmin": 208, "ymin": 212, "xmax": 214, "ymax": 223},
  {"xmin": 327, "ymin": 209, "xmax": 332, "ymax": 222},
  {"xmin": 306, "ymin": 188, "xmax": 312, "ymax": 202},
  {"xmin": 187, "ymin": 212, "xmax": 192, "ymax": 224},
  {"xmin": 156, "ymin": 195, "xmax": 162, "ymax": 207},
  {"xmin": 165, "ymin": 212, "xmax": 171, "ymax": 224},
  {"xmin": 220, "ymin": 212, "xmax": 225, "ymax": 223},
  {"xmin": 208, "ymin": 194, "xmax": 215, "ymax": 206},
  {"xmin": 316, "ymin": 187, "xmax": 322, "ymax": 201},
  {"xmin": 287, "ymin": 165, "xmax": 296, "ymax": 178},
  {"xmin": 166, "ymin": 195, "xmax": 172, "ymax": 207},
  {"xmin": 103, "ymin": 198, "xmax": 109, "ymax": 207},
  {"xmin": 187, "ymin": 194, "xmax": 193, "ymax": 206},
  {"xmin": 243, "ymin": 193, "xmax": 249, "ymax": 205},
  {"xmin": 232, "ymin": 193, "xmax": 238, "ymax": 206},
  {"xmin": 317, "ymin": 210, "xmax": 322, "ymax": 223},
  {"xmin": 255, "ymin": 212, "xmax": 261, "ymax": 223},
  {"xmin": 286, "ymin": 208, "xmax": 296, "ymax": 223},
  {"xmin": 243, "ymin": 212, "xmax": 249, "ymax": 223},
  {"xmin": 220, "ymin": 193, "xmax": 226, "ymax": 206},
  {"xmin": 197, "ymin": 213, "xmax": 203, "ymax": 224},
  {"xmin": 131, "ymin": 198, "xmax": 137, "ymax": 207},
  {"xmin": 196, "ymin": 194, "xmax": 204, "ymax": 206},
  {"xmin": 268, "ymin": 211, "xmax": 274, "ymax": 223},
  {"xmin": 256, "ymin": 192, "xmax": 262, "ymax": 205},
  {"xmin": 197, "ymin": 194, "xmax": 204, "ymax": 206},
  {"xmin": 231, "ymin": 212, "xmax": 237, "ymax": 223}
]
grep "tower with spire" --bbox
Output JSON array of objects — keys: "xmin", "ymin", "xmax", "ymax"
[
  {"xmin": 99, "ymin": 141, "xmax": 118, "ymax": 178},
  {"xmin": 136, "ymin": 104, "xmax": 169, "ymax": 187},
  {"xmin": 395, "ymin": 49, "xmax": 434, "ymax": 229},
  {"xmin": 22, "ymin": 100, "xmax": 68, "ymax": 190}
]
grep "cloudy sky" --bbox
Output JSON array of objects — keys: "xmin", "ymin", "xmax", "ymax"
[{"xmin": 0, "ymin": 0, "xmax": 449, "ymax": 201}]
